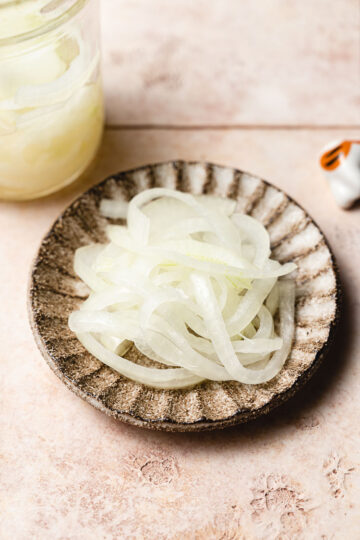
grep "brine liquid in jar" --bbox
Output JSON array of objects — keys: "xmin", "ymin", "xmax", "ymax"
[{"xmin": 0, "ymin": 0, "xmax": 104, "ymax": 200}]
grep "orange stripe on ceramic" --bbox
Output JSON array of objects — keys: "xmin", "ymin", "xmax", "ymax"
[{"xmin": 320, "ymin": 140, "xmax": 360, "ymax": 171}]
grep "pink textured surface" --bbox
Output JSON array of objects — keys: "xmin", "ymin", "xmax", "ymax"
[
  {"xmin": 1, "ymin": 1, "xmax": 360, "ymax": 536},
  {"xmin": 101, "ymin": 0, "xmax": 360, "ymax": 126},
  {"xmin": 1, "ymin": 129, "xmax": 360, "ymax": 538}
]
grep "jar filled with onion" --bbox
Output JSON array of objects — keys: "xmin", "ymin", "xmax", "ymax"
[{"xmin": 0, "ymin": 0, "xmax": 104, "ymax": 200}]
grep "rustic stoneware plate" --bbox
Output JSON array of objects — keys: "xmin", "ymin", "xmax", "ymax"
[{"xmin": 29, "ymin": 161, "xmax": 340, "ymax": 431}]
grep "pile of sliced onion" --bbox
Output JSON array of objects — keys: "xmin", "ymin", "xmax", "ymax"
[{"xmin": 69, "ymin": 188, "xmax": 296, "ymax": 389}]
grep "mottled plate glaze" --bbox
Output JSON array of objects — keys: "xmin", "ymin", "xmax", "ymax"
[{"xmin": 28, "ymin": 161, "xmax": 340, "ymax": 431}]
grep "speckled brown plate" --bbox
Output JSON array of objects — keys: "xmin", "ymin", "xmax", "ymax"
[{"xmin": 28, "ymin": 161, "xmax": 340, "ymax": 431}]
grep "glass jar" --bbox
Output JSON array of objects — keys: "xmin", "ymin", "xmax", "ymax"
[{"xmin": 0, "ymin": 0, "xmax": 104, "ymax": 200}]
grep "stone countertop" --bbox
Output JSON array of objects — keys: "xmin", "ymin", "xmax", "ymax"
[{"xmin": 1, "ymin": 1, "xmax": 360, "ymax": 539}]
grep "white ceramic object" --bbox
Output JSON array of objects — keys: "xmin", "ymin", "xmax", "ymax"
[{"xmin": 320, "ymin": 140, "xmax": 360, "ymax": 209}]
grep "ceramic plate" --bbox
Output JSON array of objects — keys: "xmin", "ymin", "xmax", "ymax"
[{"xmin": 29, "ymin": 161, "xmax": 340, "ymax": 431}]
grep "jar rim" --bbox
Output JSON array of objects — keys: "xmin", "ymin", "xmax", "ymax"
[{"xmin": 0, "ymin": 0, "xmax": 88, "ymax": 47}]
